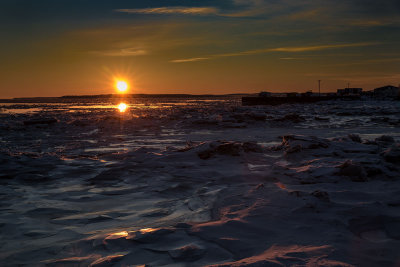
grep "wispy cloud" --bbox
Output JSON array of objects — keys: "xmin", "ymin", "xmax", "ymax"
[
  {"xmin": 171, "ymin": 42, "xmax": 380, "ymax": 63},
  {"xmin": 170, "ymin": 57, "xmax": 210, "ymax": 63},
  {"xmin": 116, "ymin": 7, "xmax": 218, "ymax": 16},
  {"xmin": 116, "ymin": 6, "xmax": 268, "ymax": 18},
  {"xmin": 348, "ymin": 19, "xmax": 397, "ymax": 27},
  {"xmin": 89, "ymin": 48, "xmax": 148, "ymax": 57},
  {"xmin": 280, "ymin": 57, "xmax": 308, "ymax": 60},
  {"xmin": 269, "ymin": 42, "xmax": 379, "ymax": 52},
  {"xmin": 220, "ymin": 8, "xmax": 269, "ymax": 18}
]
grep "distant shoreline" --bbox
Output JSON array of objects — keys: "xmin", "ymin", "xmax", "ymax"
[{"xmin": 0, "ymin": 93, "xmax": 252, "ymax": 103}]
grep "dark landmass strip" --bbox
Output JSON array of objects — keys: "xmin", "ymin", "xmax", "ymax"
[{"xmin": 0, "ymin": 94, "xmax": 251, "ymax": 104}]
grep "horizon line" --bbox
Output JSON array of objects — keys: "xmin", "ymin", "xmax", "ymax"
[{"xmin": 1, "ymin": 84, "xmax": 397, "ymax": 101}]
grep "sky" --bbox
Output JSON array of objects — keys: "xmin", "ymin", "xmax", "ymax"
[{"xmin": 0, "ymin": 0, "xmax": 399, "ymax": 98}]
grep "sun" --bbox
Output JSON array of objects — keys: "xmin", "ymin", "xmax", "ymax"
[
  {"xmin": 118, "ymin": 103, "xmax": 127, "ymax": 112},
  {"xmin": 116, "ymin": 80, "xmax": 128, "ymax": 92}
]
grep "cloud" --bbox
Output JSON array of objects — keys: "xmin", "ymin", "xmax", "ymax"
[
  {"xmin": 89, "ymin": 48, "xmax": 147, "ymax": 57},
  {"xmin": 171, "ymin": 42, "xmax": 380, "ymax": 63},
  {"xmin": 348, "ymin": 19, "xmax": 397, "ymax": 27},
  {"xmin": 116, "ymin": 6, "xmax": 270, "ymax": 18},
  {"xmin": 224, "ymin": 1, "xmax": 400, "ymax": 27},
  {"xmin": 268, "ymin": 42, "xmax": 379, "ymax": 52},
  {"xmin": 113, "ymin": 1, "xmax": 400, "ymax": 21},
  {"xmin": 220, "ymin": 8, "xmax": 270, "ymax": 18},
  {"xmin": 280, "ymin": 57, "xmax": 308, "ymax": 60},
  {"xmin": 116, "ymin": 7, "xmax": 218, "ymax": 15},
  {"xmin": 170, "ymin": 57, "xmax": 210, "ymax": 63}
]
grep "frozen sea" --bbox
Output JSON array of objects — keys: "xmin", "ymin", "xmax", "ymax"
[{"xmin": 0, "ymin": 96, "xmax": 399, "ymax": 266}]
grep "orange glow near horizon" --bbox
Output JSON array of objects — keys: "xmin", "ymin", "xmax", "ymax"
[
  {"xmin": 116, "ymin": 80, "xmax": 129, "ymax": 93},
  {"xmin": 118, "ymin": 103, "xmax": 127, "ymax": 112}
]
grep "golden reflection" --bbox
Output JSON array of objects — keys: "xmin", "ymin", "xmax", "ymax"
[
  {"xmin": 109, "ymin": 231, "xmax": 129, "ymax": 237},
  {"xmin": 118, "ymin": 103, "xmax": 127, "ymax": 112},
  {"xmin": 139, "ymin": 228, "xmax": 157, "ymax": 234},
  {"xmin": 104, "ymin": 231, "xmax": 129, "ymax": 243},
  {"xmin": 275, "ymin": 182, "xmax": 287, "ymax": 189},
  {"xmin": 116, "ymin": 80, "xmax": 128, "ymax": 93}
]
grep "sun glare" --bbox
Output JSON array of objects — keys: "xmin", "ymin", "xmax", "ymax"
[
  {"xmin": 118, "ymin": 103, "xmax": 127, "ymax": 113},
  {"xmin": 116, "ymin": 80, "xmax": 128, "ymax": 92}
]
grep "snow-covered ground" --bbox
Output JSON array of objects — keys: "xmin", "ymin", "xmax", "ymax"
[{"xmin": 0, "ymin": 98, "xmax": 399, "ymax": 266}]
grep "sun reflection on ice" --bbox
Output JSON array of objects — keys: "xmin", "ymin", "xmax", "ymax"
[{"xmin": 117, "ymin": 103, "xmax": 127, "ymax": 113}]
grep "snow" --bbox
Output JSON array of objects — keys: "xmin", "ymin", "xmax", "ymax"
[{"xmin": 0, "ymin": 98, "xmax": 399, "ymax": 266}]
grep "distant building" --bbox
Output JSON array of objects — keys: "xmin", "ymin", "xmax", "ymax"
[
  {"xmin": 373, "ymin": 85, "xmax": 399, "ymax": 99},
  {"xmin": 362, "ymin": 90, "xmax": 374, "ymax": 97},
  {"xmin": 337, "ymin": 88, "xmax": 363, "ymax": 96}
]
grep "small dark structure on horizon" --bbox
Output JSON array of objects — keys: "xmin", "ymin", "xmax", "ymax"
[
  {"xmin": 337, "ymin": 88, "xmax": 363, "ymax": 96},
  {"xmin": 373, "ymin": 85, "xmax": 399, "ymax": 99},
  {"xmin": 242, "ymin": 84, "xmax": 399, "ymax": 106},
  {"xmin": 242, "ymin": 92, "xmax": 337, "ymax": 106}
]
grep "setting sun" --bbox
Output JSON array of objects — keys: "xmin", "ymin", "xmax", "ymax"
[
  {"xmin": 116, "ymin": 80, "xmax": 128, "ymax": 93},
  {"xmin": 118, "ymin": 103, "xmax": 127, "ymax": 112}
]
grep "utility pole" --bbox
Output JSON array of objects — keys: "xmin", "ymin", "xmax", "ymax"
[
  {"xmin": 347, "ymin": 82, "xmax": 350, "ymax": 89},
  {"xmin": 318, "ymin": 80, "xmax": 321, "ymax": 96}
]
